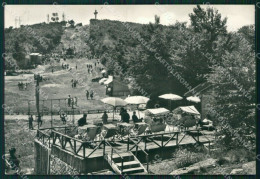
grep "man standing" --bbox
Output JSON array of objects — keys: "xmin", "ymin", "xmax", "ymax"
[
  {"xmin": 74, "ymin": 97, "xmax": 78, "ymax": 106},
  {"xmin": 29, "ymin": 115, "xmax": 34, "ymax": 130},
  {"xmin": 60, "ymin": 113, "xmax": 67, "ymax": 124},
  {"xmin": 102, "ymin": 111, "xmax": 108, "ymax": 124},
  {"xmin": 90, "ymin": 90, "xmax": 94, "ymax": 100},
  {"xmin": 68, "ymin": 95, "xmax": 72, "ymax": 107},
  {"xmin": 71, "ymin": 79, "xmax": 74, "ymax": 88},
  {"xmin": 86, "ymin": 90, "xmax": 89, "ymax": 100},
  {"xmin": 37, "ymin": 115, "xmax": 43, "ymax": 127}
]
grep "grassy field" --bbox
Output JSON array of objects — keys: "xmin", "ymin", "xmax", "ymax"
[{"xmin": 4, "ymin": 57, "xmax": 110, "ymax": 114}]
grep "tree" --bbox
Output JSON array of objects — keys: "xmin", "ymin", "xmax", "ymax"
[
  {"xmin": 51, "ymin": 13, "xmax": 59, "ymax": 22},
  {"xmin": 175, "ymin": 5, "xmax": 229, "ymax": 86},
  {"xmin": 207, "ymin": 32, "xmax": 255, "ymax": 151},
  {"xmin": 189, "ymin": 5, "xmax": 227, "ymax": 47},
  {"xmin": 68, "ymin": 20, "xmax": 75, "ymax": 27},
  {"xmin": 12, "ymin": 40, "xmax": 25, "ymax": 68}
]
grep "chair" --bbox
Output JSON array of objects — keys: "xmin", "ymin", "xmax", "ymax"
[
  {"xmin": 101, "ymin": 124, "xmax": 118, "ymax": 142},
  {"xmin": 116, "ymin": 122, "xmax": 134, "ymax": 140},
  {"xmin": 133, "ymin": 122, "xmax": 148, "ymax": 136},
  {"xmin": 150, "ymin": 123, "xmax": 166, "ymax": 133}
]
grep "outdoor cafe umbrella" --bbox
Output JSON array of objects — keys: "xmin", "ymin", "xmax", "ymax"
[
  {"xmin": 159, "ymin": 93, "xmax": 183, "ymax": 110},
  {"xmin": 101, "ymin": 97, "xmax": 128, "ymax": 120},
  {"xmin": 186, "ymin": 96, "xmax": 201, "ymax": 103},
  {"xmin": 125, "ymin": 96, "xmax": 150, "ymax": 118}
]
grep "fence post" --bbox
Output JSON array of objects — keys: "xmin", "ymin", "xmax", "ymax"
[
  {"xmin": 144, "ymin": 137, "xmax": 147, "ymax": 151},
  {"xmin": 127, "ymin": 137, "xmax": 129, "ymax": 151},
  {"xmin": 74, "ymin": 140, "xmax": 76, "ymax": 154},
  {"xmin": 103, "ymin": 141, "xmax": 106, "ymax": 156},
  {"xmin": 161, "ymin": 134, "xmax": 163, "ymax": 147},
  {"xmin": 83, "ymin": 144, "xmax": 86, "ymax": 158},
  {"xmin": 176, "ymin": 133, "xmax": 179, "ymax": 145},
  {"xmin": 146, "ymin": 155, "xmax": 149, "ymax": 172},
  {"xmin": 197, "ymin": 129, "xmax": 200, "ymax": 142},
  {"xmin": 135, "ymin": 145, "xmax": 138, "ymax": 156},
  {"xmin": 111, "ymin": 148, "xmax": 113, "ymax": 164}
]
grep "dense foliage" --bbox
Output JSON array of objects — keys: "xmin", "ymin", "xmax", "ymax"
[
  {"xmin": 87, "ymin": 5, "xmax": 255, "ymax": 150},
  {"xmin": 5, "ymin": 22, "xmax": 65, "ymax": 69}
]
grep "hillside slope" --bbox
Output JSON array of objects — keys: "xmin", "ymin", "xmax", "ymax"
[{"xmin": 5, "ymin": 22, "xmax": 65, "ymax": 68}]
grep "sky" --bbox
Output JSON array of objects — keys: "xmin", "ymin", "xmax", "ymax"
[{"xmin": 5, "ymin": 5, "xmax": 254, "ymax": 31}]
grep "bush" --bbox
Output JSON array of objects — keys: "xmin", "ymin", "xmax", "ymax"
[
  {"xmin": 173, "ymin": 148, "xmax": 206, "ymax": 169},
  {"xmin": 212, "ymin": 147, "xmax": 255, "ymax": 164}
]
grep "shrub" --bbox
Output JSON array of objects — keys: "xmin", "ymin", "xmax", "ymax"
[{"xmin": 173, "ymin": 148, "xmax": 206, "ymax": 169}]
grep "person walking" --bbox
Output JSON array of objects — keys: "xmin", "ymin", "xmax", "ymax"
[
  {"xmin": 86, "ymin": 90, "xmax": 89, "ymax": 100},
  {"xmin": 29, "ymin": 115, "xmax": 34, "ymax": 130}
]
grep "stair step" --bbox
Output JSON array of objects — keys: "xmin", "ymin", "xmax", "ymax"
[
  {"xmin": 112, "ymin": 152, "xmax": 132, "ymax": 158},
  {"xmin": 123, "ymin": 167, "xmax": 144, "ymax": 174},
  {"xmin": 116, "ymin": 161, "xmax": 139, "ymax": 166},
  {"xmin": 116, "ymin": 161, "xmax": 140, "ymax": 169},
  {"xmin": 132, "ymin": 172, "xmax": 147, "ymax": 175},
  {"xmin": 112, "ymin": 152, "xmax": 134, "ymax": 163}
]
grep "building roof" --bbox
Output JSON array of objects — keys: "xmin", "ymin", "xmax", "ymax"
[
  {"xmin": 30, "ymin": 53, "xmax": 41, "ymax": 56},
  {"xmin": 104, "ymin": 76, "xmax": 113, "ymax": 85},
  {"xmin": 145, "ymin": 108, "xmax": 170, "ymax": 116},
  {"xmin": 173, "ymin": 105, "xmax": 200, "ymax": 115}
]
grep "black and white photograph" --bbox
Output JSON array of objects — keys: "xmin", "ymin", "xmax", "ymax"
[{"xmin": 2, "ymin": 2, "xmax": 257, "ymax": 177}]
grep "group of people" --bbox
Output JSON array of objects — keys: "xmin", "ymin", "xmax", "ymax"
[
  {"xmin": 87, "ymin": 63, "xmax": 97, "ymax": 74},
  {"xmin": 67, "ymin": 95, "xmax": 78, "ymax": 107},
  {"xmin": 86, "ymin": 90, "xmax": 94, "ymax": 100},
  {"xmin": 119, "ymin": 108, "xmax": 142, "ymax": 124},
  {"xmin": 71, "ymin": 79, "xmax": 78, "ymax": 88},
  {"xmin": 62, "ymin": 63, "xmax": 70, "ymax": 70},
  {"xmin": 18, "ymin": 82, "xmax": 29, "ymax": 90},
  {"xmin": 28, "ymin": 114, "xmax": 43, "ymax": 129}
]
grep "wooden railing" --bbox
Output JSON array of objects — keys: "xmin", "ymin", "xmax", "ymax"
[
  {"xmin": 104, "ymin": 140, "xmax": 124, "ymax": 174},
  {"xmin": 129, "ymin": 129, "xmax": 207, "ymax": 150},
  {"xmin": 36, "ymin": 129, "xmax": 51, "ymax": 147},
  {"xmin": 52, "ymin": 130, "xmax": 90, "ymax": 158},
  {"xmin": 127, "ymin": 137, "xmax": 149, "ymax": 172}
]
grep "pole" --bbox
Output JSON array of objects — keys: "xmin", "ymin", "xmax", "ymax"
[
  {"xmin": 113, "ymin": 107, "xmax": 115, "ymax": 120},
  {"xmin": 51, "ymin": 99, "xmax": 53, "ymax": 128},
  {"xmin": 28, "ymin": 101, "xmax": 30, "ymax": 115},
  {"xmin": 35, "ymin": 75, "xmax": 40, "ymax": 129},
  {"xmin": 137, "ymin": 105, "xmax": 140, "ymax": 119}
]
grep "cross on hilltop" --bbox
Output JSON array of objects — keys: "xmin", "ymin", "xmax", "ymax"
[{"xmin": 94, "ymin": 10, "xmax": 98, "ymax": 19}]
